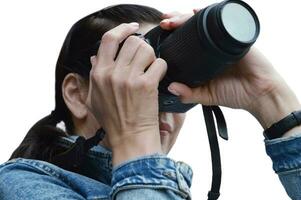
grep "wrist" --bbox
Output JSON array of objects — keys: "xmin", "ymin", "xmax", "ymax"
[
  {"xmin": 248, "ymin": 84, "xmax": 301, "ymax": 130},
  {"xmin": 111, "ymin": 129, "xmax": 162, "ymax": 167}
]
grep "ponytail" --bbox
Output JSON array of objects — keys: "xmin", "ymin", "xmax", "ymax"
[
  {"xmin": 9, "ymin": 111, "xmax": 67, "ymax": 162},
  {"xmin": 9, "ymin": 110, "xmax": 106, "ymax": 173}
]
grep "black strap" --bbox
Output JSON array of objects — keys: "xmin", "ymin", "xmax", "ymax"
[
  {"xmin": 202, "ymin": 105, "xmax": 228, "ymax": 200},
  {"xmin": 264, "ymin": 110, "xmax": 301, "ymax": 139},
  {"xmin": 211, "ymin": 106, "xmax": 228, "ymax": 140},
  {"xmin": 84, "ymin": 128, "xmax": 106, "ymax": 151},
  {"xmin": 51, "ymin": 128, "xmax": 106, "ymax": 171}
]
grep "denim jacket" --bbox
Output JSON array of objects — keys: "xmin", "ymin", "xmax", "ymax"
[
  {"xmin": 0, "ymin": 133, "xmax": 301, "ymax": 200},
  {"xmin": 0, "ymin": 136, "xmax": 193, "ymax": 200},
  {"xmin": 265, "ymin": 134, "xmax": 301, "ymax": 200}
]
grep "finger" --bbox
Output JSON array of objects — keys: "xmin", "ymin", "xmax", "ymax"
[
  {"xmin": 115, "ymin": 35, "xmax": 144, "ymax": 67},
  {"xmin": 143, "ymin": 58, "xmax": 167, "ymax": 84},
  {"xmin": 87, "ymin": 55, "xmax": 97, "ymax": 103},
  {"xmin": 97, "ymin": 22, "xmax": 139, "ymax": 66},
  {"xmin": 130, "ymin": 42, "xmax": 156, "ymax": 73},
  {"xmin": 159, "ymin": 18, "xmax": 174, "ymax": 30},
  {"xmin": 161, "ymin": 11, "xmax": 182, "ymax": 19},
  {"xmin": 160, "ymin": 13, "xmax": 193, "ymax": 30},
  {"xmin": 168, "ymin": 82, "xmax": 212, "ymax": 105},
  {"xmin": 193, "ymin": 8, "xmax": 202, "ymax": 14}
]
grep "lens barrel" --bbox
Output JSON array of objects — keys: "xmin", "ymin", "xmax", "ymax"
[{"xmin": 144, "ymin": 0, "xmax": 260, "ymax": 112}]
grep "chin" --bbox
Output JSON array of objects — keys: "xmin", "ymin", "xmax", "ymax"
[
  {"xmin": 161, "ymin": 147, "xmax": 170, "ymax": 155},
  {"xmin": 160, "ymin": 136, "xmax": 172, "ymax": 154}
]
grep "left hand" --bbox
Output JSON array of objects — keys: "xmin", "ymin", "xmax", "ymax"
[{"xmin": 159, "ymin": 9, "xmax": 301, "ymax": 133}]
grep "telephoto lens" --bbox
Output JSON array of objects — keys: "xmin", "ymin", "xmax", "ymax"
[{"xmin": 144, "ymin": 0, "xmax": 260, "ymax": 113}]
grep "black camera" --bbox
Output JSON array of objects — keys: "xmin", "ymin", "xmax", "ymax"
[{"xmin": 144, "ymin": 0, "xmax": 260, "ymax": 113}]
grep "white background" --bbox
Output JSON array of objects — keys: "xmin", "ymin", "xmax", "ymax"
[{"xmin": 0, "ymin": 0, "xmax": 300, "ymax": 199}]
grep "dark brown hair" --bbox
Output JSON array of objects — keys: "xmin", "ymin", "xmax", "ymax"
[{"xmin": 9, "ymin": 4, "xmax": 163, "ymax": 166}]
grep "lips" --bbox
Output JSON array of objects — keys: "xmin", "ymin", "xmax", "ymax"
[{"xmin": 159, "ymin": 122, "xmax": 172, "ymax": 135}]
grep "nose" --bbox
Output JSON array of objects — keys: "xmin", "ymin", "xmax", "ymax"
[{"xmin": 159, "ymin": 112, "xmax": 172, "ymax": 123}]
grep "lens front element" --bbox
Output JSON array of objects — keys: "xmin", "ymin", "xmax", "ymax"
[{"xmin": 221, "ymin": 2, "xmax": 257, "ymax": 43}]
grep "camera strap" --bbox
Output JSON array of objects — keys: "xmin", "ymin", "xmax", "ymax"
[
  {"xmin": 202, "ymin": 105, "xmax": 228, "ymax": 200},
  {"xmin": 51, "ymin": 128, "xmax": 106, "ymax": 172},
  {"xmin": 51, "ymin": 104, "xmax": 227, "ymax": 200}
]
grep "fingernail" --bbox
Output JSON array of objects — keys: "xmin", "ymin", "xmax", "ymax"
[
  {"xmin": 193, "ymin": 8, "xmax": 201, "ymax": 14},
  {"xmin": 160, "ymin": 19, "xmax": 169, "ymax": 24},
  {"xmin": 130, "ymin": 22, "xmax": 139, "ymax": 27},
  {"xmin": 169, "ymin": 16, "xmax": 180, "ymax": 22},
  {"xmin": 168, "ymin": 86, "xmax": 180, "ymax": 96}
]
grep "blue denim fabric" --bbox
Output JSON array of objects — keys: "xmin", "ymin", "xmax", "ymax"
[
  {"xmin": 265, "ymin": 134, "xmax": 301, "ymax": 200},
  {"xmin": 111, "ymin": 155, "xmax": 192, "ymax": 199},
  {"xmin": 1, "ymin": 132, "xmax": 301, "ymax": 199},
  {"xmin": 0, "ymin": 136, "xmax": 193, "ymax": 200}
]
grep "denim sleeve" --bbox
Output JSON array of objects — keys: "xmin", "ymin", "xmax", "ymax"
[
  {"xmin": 0, "ymin": 161, "xmax": 85, "ymax": 200},
  {"xmin": 265, "ymin": 134, "xmax": 301, "ymax": 200},
  {"xmin": 110, "ymin": 154, "xmax": 193, "ymax": 200}
]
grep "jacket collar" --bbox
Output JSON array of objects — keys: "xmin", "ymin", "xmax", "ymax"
[{"xmin": 57, "ymin": 135, "xmax": 113, "ymax": 185}]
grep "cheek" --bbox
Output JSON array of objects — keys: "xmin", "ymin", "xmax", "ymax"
[
  {"xmin": 165, "ymin": 113, "xmax": 186, "ymax": 151},
  {"xmin": 173, "ymin": 113, "xmax": 186, "ymax": 131}
]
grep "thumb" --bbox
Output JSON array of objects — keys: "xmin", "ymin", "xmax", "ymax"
[
  {"xmin": 168, "ymin": 82, "xmax": 194, "ymax": 104},
  {"xmin": 168, "ymin": 82, "xmax": 212, "ymax": 105}
]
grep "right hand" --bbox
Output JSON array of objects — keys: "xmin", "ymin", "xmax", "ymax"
[
  {"xmin": 85, "ymin": 23, "xmax": 167, "ymax": 166},
  {"xmin": 160, "ymin": 10, "xmax": 284, "ymax": 113},
  {"xmin": 168, "ymin": 48, "xmax": 301, "ymax": 129},
  {"xmin": 169, "ymin": 48, "xmax": 280, "ymax": 109}
]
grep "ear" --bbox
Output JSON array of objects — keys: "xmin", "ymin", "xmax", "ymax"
[{"xmin": 62, "ymin": 73, "xmax": 89, "ymax": 120}]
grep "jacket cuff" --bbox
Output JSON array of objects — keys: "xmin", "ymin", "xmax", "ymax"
[
  {"xmin": 110, "ymin": 154, "xmax": 193, "ymax": 199},
  {"xmin": 265, "ymin": 134, "xmax": 301, "ymax": 173}
]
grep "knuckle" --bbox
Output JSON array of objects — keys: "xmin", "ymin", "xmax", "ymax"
[
  {"xmin": 109, "ymin": 72, "xmax": 121, "ymax": 85},
  {"xmin": 156, "ymin": 58, "xmax": 167, "ymax": 68},
  {"xmin": 141, "ymin": 42, "xmax": 156, "ymax": 58},
  {"xmin": 153, "ymin": 58, "xmax": 168, "ymax": 75},
  {"xmin": 121, "ymin": 78, "xmax": 141, "ymax": 90},
  {"xmin": 124, "ymin": 79, "xmax": 136, "ymax": 89},
  {"xmin": 126, "ymin": 35, "xmax": 142, "ymax": 45},
  {"xmin": 90, "ymin": 70, "xmax": 103, "ymax": 86},
  {"xmin": 102, "ymin": 32, "xmax": 118, "ymax": 43},
  {"xmin": 110, "ymin": 71, "xmax": 131, "ymax": 89},
  {"xmin": 139, "ymin": 77, "xmax": 155, "ymax": 90}
]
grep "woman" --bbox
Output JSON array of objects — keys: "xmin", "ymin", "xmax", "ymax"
[{"xmin": 0, "ymin": 3, "xmax": 301, "ymax": 200}]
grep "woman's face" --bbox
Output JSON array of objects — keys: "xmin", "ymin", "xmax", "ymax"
[
  {"xmin": 139, "ymin": 23, "xmax": 186, "ymax": 153},
  {"xmin": 158, "ymin": 112, "xmax": 186, "ymax": 153}
]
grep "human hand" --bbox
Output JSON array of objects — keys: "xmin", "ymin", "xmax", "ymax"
[
  {"xmin": 160, "ymin": 9, "xmax": 301, "ymax": 133},
  {"xmin": 86, "ymin": 23, "xmax": 167, "ymax": 166}
]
